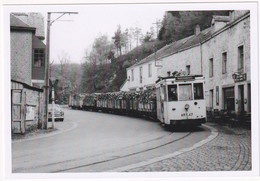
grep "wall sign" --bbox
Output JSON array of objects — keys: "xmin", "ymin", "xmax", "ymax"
[{"xmin": 232, "ymin": 72, "xmax": 247, "ymax": 82}]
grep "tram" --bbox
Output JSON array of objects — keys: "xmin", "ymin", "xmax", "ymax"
[{"xmin": 155, "ymin": 75, "xmax": 206, "ymax": 127}]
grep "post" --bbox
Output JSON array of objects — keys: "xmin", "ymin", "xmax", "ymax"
[
  {"xmin": 44, "ymin": 12, "xmax": 51, "ymax": 129},
  {"xmin": 51, "ymin": 86, "xmax": 55, "ymax": 128},
  {"xmin": 43, "ymin": 12, "xmax": 78, "ymax": 129}
]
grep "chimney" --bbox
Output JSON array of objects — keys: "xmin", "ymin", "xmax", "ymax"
[
  {"xmin": 211, "ymin": 15, "xmax": 230, "ymax": 33},
  {"xmin": 194, "ymin": 24, "xmax": 200, "ymax": 36}
]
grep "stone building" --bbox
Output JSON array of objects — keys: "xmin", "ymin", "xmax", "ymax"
[
  {"xmin": 202, "ymin": 10, "xmax": 250, "ymax": 118},
  {"xmin": 121, "ymin": 10, "xmax": 251, "ymax": 120},
  {"xmin": 10, "ymin": 13, "xmax": 46, "ymax": 134}
]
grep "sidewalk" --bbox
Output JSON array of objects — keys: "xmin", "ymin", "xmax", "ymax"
[
  {"xmin": 126, "ymin": 122, "xmax": 251, "ymax": 172},
  {"xmin": 12, "ymin": 121, "xmax": 77, "ymax": 143}
]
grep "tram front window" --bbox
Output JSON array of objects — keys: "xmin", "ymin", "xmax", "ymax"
[
  {"xmin": 179, "ymin": 84, "xmax": 192, "ymax": 101},
  {"xmin": 194, "ymin": 83, "xmax": 204, "ymax": 100},
  {"xmin": 168, "ymin": 85, "xmax": 178, "ymax": 101}
]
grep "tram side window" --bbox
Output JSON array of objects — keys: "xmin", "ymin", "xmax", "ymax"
[
  {"xmin": 179, "ymin": 84, "xmax": 192, "ymax": 101},
  {"xmin": 168, "ymin": 85, "xmax": 178, "ymax": 101},
  {"xmin": 194, "ymin": 83, "xmax": 204, "ymax": 100}
]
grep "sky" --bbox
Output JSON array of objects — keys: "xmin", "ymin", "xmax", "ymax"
[
  {"xmin": 46, "ymin": 4, "xmax": 169, "ymax": 64},
  {"xmin": 5, "ymin": 4, "xmax": 176, "ymax": 64},
  {"xmin": 5, "ymin": 2, "xmax": 253, "ymax": 64}
]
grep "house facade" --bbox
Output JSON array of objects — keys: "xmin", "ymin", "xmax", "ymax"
[
  {"xmin": 121, "ymin": 10, "xmax": 251, "ymax": 118},
  {"xmin": 10, "ymin": 13, "xmax": 46, "ymax": 134},
  {"xmin": 202, "ymin": 10, "xmax": 250, "ymax": 116},
  {"xmin": 121, "ymin": 45, "xmax": 168, "ymax": 91}
]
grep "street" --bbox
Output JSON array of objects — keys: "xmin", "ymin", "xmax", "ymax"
[{"xmin": 12, "ymin": 108, "xmax": 211, "ymax": 173}]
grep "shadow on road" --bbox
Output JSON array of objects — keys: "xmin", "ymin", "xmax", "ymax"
[{"xmin": 163, "ymin": 125, "xmax": 205, "ymax": 133}]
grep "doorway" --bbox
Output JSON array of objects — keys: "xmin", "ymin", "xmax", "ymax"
[
  {"xmin": 223, "ymin": 87, "xmax": 235, "ymax": 112},
  {"xmin": 238, "ymin": 85, "xmax": 244, "ymax": 114}
]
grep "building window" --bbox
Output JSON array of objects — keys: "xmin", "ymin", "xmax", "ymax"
[
  {"xmin": 140, "ymin": 67, "xmax": 142, "ymax": 84},
  {"xmin": 33, "ymin": 49, "xmax": 45, "ymax": 67},
  {"xmin": 186, "ymin": 65, "xmax": 190, "ymax": 75},
  {"xmin": 148, "ymin": 63, "xmax": 152, "ymax": 77},
  {"xmin": 209, "ymin": 58, "xmax": 213, "ymax": 77},
  {"xmin": 222, "ymin": 52, "xmax": 227, "ymax": 74},
  {"xmin": 131, "ymin": 69, "xmax": 134, "ymax": 81},
  {"xmin": 238, "ymin": 45, "xmax": 244, "ymax": 73}
]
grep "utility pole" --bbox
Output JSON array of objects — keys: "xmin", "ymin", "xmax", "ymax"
[
  {"xmin": 152, "ymin": 19, "xmax": 161, "ymax": 38},
  {"xmin": 43, "ymin": 12, "xmax": 78, "ymax": 129}
]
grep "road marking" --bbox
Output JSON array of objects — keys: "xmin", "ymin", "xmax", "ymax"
[
  {"xmin": 107, "ymin": 124, "xmax": 218, "ymax": 172},
  {"xmin": 12, "ymin": 122, "xmax": 78, "ymax": 143}
]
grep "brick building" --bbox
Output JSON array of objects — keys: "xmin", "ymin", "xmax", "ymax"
[
  {"xmin": 10, "ymin": 13, "xmax": 46, "ymax": 134},
  {"xmin": 121, "ymin": 10, "xmax": 251, "ymax": 120}
]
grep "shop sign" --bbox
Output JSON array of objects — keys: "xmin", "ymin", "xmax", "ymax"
[{"xmin": 232, "ymin": 73, "xmax": 247, "ymax": 82}]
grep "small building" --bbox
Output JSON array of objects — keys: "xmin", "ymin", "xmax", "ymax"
[{"xmin": 10, "ymin": 13, "xmax": 46, "ymax": 134}]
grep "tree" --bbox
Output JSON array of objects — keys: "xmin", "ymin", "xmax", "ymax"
[
  {"xmin": 112, "ymin": 25, "xmax": 123, "ymax": 56},
  {"xmin": 159, "ymin": 11, "xmax": 230, "ymax": 43},
  {"xmin": 142, "ymin": 27, "xmax": 155, "ymax": 43},
  {"xmin": 81, "ymin": 34, "xmax": 115, "ymax": 93},
  {"xmin": 134, "ymin": 26, "xmax": 142, "ymax": 47}
]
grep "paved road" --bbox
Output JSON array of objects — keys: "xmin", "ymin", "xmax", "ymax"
[
  {"xmin": 12, "ymin": 109, "xmax": 211, "ymax": 173},
  {"xmin": 126, "ymin": 123, "xmax": 251, "ymax": 172}
]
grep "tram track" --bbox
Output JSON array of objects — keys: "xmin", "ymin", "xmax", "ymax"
[{"xmin": 51, "ymin": 130, "xmax": 194, "ymax": 172}]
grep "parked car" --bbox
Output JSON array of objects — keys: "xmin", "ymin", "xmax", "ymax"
[{"xmin": 48, "ymin": 104, "xmax": 64, "ymax": 121}]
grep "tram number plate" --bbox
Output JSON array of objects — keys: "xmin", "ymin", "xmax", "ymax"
[{"xmin": 181, "ymin": 113, "xmax": 193, "ymax": 117}]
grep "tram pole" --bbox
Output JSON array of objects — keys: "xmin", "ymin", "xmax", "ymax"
[{"xmin": 43, "ymin": 12, "xmax": 78, "ymax": 129}]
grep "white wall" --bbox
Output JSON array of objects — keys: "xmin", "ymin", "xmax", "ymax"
[
  {"xmin": 124, "ymin": 60, "xmax": 160, "ymax": 91},
  {"xmin": 202, "ymin": 13, "xmax": 250, "ymax": 113},
  {"xmin": 158, "ymin": 45, "xmax": 202, "ymax": 77}
]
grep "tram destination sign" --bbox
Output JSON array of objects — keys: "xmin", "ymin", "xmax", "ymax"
[{"xmin": 175, "ymin": 75, "xmax": 195, "ymax": 81}]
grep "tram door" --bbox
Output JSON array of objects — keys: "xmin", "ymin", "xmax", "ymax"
[{"xmin": 156, "ymin": 85, "xmax": 166, "ymax": 123}]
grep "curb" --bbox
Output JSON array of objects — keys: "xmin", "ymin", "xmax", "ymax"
[
  {"xmin": 12, "ymin": 122, "xmax": 78, "ymax": 143},
  {"xmin": 107, "ymin": 124, "xmax": 218, "ymax": 172}
]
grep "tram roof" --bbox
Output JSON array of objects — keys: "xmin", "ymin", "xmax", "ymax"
[{"xmin": 155, "ymin": 75, "xmax": 204, "ymax": 84}]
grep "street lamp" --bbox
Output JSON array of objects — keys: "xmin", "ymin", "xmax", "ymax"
[{"xmin": 44, "ymin": 12, "xmax": 78, "ymax": 129}]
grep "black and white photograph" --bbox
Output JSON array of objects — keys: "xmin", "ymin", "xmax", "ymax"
[{"xmin": 1, "ymin": 1, "xmax": 259, "ymax": 180}]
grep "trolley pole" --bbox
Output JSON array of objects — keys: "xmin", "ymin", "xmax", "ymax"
[{"xmin": 43, "ymin": 12, "xmax": 78, "ymax": 129}]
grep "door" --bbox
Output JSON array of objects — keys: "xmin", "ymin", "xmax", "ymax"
[
  {"xmin": 238, "ymin": 85, "xmax": 244, "ymax": 114},
  {"xmin": 223, "ymin": 87, "xmax": 235, "ymax": 112},
  {"xmin": 248, "ymin": 84, "xmax": 251, "ymax": 113},
  {"xmin": 11, "ymin": 89, "xmax": 26, "ymax": 134}
]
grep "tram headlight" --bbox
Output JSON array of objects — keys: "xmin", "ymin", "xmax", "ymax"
[{"xmin": 185, "ymin": 104, "xmax": 190, "ymax": 111}]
